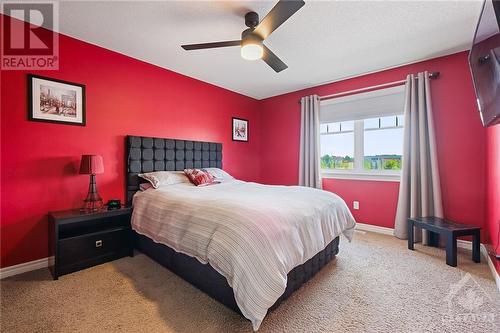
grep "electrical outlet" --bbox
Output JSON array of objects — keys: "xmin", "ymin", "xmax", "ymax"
[{"xmin": 353, "ymin": 201, "xmax": 359, "ymax": 210}]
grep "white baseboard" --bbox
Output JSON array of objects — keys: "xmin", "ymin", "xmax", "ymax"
[
  {"xmin": 355, "ymin": 222, "xmax": 500, "ymax": 292},
  {"xmin": 0, "ymin": 257, "xmax": 52, "ymax": 280},
  {"xmin": 485, "ymin": 248, "xmax": 500, "ymax": 293},
  {"xmin": 355, "ymin": 222, "xmax": 394, "ymax": 235}
]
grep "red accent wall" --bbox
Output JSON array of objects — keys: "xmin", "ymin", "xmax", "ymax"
[
  {"xmin": 1, "ymin": 21, "xmax": 496, "ymax": 270},
  {"xmin": 322, "ymin": 179, "xmax": 399, "ymax": 229},
  {"xmin": 0, "ymin": 30, "xmax": 261, "ymax": 268},
  {"xmin": 486, "ymin": 124, "xmax": 500, "ymax": 271},
  {"xmin": 260, "ymin": 52, "xmax": 487, "ymax": 239}
]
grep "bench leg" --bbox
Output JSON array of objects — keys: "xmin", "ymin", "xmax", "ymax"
[
  {"xmin": 408, "ymin": 220, "xmax": 414, "ymax": 250},
  {"xmin": 428, "ymin": 231, "xmax": 440, "ymax": 247},
  {"xmin": 445, "ymin": 233, "xmax": 457, "ymax": 267},
  {"xmin": 472, "ymin": 230, "xmax": 480, "ymax": 263}
]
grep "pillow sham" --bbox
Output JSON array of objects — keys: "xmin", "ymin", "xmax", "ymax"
[
  {"xmin": 139, "ymin": 183, "xmax": 153, "ymax": 191},
  {"xmin": 138, "ymin": 171, "xmax": 190, "ymax": 189},
  {"xmin": 184, "ymin": 168, "xmax": 219, "ymax": 186},
  {"xmin": 204, "ymin": 168, "xmax": 234, "ymax": 181}
]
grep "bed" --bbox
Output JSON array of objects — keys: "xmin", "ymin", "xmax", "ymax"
[{"xmin": 126, "ymin": 135, "xmax": 355, "ymax": 330}]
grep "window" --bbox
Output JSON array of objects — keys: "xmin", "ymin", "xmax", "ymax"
[
  {"xmin": 320, "ymin": 121, "xmax": 354, "ymax": 169},
  {"xmin": 363, "ymin": 116, "xmax": 404, "ymax": 171},
  {"xmin": 319, "ymin": 86, "xmax": 405, "ymax": 181}
]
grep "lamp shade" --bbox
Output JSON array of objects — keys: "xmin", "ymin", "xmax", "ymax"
[{"xmin": 79, "ymin": 155, "xmax": 104, "ymax": 174}]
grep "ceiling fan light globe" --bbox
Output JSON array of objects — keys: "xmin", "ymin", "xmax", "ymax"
[{"xmin": 241, "ymin": 43, "xmax": 263, "ymax": 61}]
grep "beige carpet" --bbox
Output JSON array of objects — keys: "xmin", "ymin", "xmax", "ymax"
[{"xmin": 1, "ymin": 231, "xmax": 499, "ymax": 333}]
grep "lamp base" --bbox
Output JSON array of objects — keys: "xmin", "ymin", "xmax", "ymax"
[
  {"xmin": 81, "ymin": 174, "xmax": 104, "ymax": 213},
  {"xmin": 81, "ymin": 198, "xmax": 104, "ymax": 212}
]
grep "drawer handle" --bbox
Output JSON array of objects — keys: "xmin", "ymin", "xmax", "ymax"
[{"xmin": 95, "ymin": 240, "xmax": 103, "ymax": 248}]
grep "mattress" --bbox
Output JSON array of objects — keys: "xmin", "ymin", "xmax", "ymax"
[{"xmin": 132, "ymin": 180, "xmax": 356, "ymax": 330}]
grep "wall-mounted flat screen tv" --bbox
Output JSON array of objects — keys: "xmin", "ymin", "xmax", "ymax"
[{"xmin": 469, "ymin": 0, "xmax": 500, "ymax": 127}]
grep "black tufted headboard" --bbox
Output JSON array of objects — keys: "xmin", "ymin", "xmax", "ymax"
[{"xmin": 126, "ymin": 135, "xmax": 222, "ymax": 206}]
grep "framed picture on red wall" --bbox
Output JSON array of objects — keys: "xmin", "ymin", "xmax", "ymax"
[
  {"xmin": 232, "ymin": 117, "xmax": 248, "ymax": 142},
  {"xmin": 28, "ymin": 74, "xmax": 86, "ymax": 126}
]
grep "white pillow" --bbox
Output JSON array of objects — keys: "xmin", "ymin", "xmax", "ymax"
[
  {"xmin": 204, "ymin": 168, "xmax": 234, "ymax": 181},
  {"xmin": 138, "ymin": 171, "xmax": 190, "ymax": 189}
]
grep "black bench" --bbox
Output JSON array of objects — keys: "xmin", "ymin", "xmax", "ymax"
[{"xmin": 407, "ymin": 217, "xmax": 480, "ymax": 267}]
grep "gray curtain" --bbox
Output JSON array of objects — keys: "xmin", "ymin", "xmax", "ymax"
[
  {"xmin": 299, "ymin": 95, "xmax": 322, "ymax": 189},
  {"xmin": 394, "ymin": 72, "xmax": 443, "ymax": 243}
]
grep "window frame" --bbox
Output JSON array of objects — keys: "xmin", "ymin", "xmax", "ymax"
[{"xmin": 320, "ymin": 117, "xmax": 403, "ymax": 182}]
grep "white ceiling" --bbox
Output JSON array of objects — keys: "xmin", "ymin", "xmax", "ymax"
[{"xmin": 26, "ymin": 1, "xmax": 487, "ymax": 99}]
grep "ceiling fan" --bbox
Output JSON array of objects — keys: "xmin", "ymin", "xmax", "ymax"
[{"xmin": 181, "ymin": 0, "xmax": 305, "ymax": 73}]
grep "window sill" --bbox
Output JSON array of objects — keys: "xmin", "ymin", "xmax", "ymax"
[{"xmin": 321, "ymin": 171, "xmax": 401, "ymax": 182}]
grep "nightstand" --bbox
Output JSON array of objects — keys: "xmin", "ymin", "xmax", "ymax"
[{"xmin": 48, "ymin": 207, "xmax": 133, "ymax": 280}]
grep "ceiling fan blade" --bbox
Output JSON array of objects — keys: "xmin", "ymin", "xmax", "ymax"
[
  {"xmin": 262, "ymin": 45, "xmax": 288, "ymax": 73},
  {"xmin": 253, "ymin": 0, "xmax": 305, "ymax": 40},
  {"xmin": 181, "ymin": 40, "xmax": 241, "ymax": 50}
]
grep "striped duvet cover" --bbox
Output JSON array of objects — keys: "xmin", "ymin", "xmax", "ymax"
[{"xmin": 131, "ymin": 180, "xmax": 356, "ymax": 330}]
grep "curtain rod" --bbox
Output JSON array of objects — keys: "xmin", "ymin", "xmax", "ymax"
[{"xmin": 298, "ymin": 71, "xmax": 440, "ymax": 104}]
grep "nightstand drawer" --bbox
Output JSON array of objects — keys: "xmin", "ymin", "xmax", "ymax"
[{"xmin": 58, "ymin": 227, "xmax": 130, "ymax": 267}]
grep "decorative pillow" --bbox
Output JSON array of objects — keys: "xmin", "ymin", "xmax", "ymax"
[
  {"xmin": 139, "ymin": 183, "xmax": 153, "ymax": 191},
  {"xmin": 138, "ymin": 171, "xmax": 190, "ymax": 189},
  {"xmin": 184, "ymin": 168, "xmax": 219, "ymax": 186},
  {"xmin": 204, "ymin": 168, "xmax": 234, "ymax": 181}
]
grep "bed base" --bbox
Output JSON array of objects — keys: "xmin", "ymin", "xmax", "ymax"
[{"xmin": 134, "ymin": 232, "xmax": 340, "ymax": 314}]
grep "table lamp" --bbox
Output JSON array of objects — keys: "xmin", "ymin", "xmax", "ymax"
[{"xmin": 79, "ymin": 154, "xmax": 104, "ymax": 212}]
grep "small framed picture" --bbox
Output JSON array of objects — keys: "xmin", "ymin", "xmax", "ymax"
[
  {"xmin": 28, "ymin": 74, "xmax": 86, "ymax": 126},
  {"xmin": 232, "ymin": 117, "xmax": 248, "ymax": 142}
]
